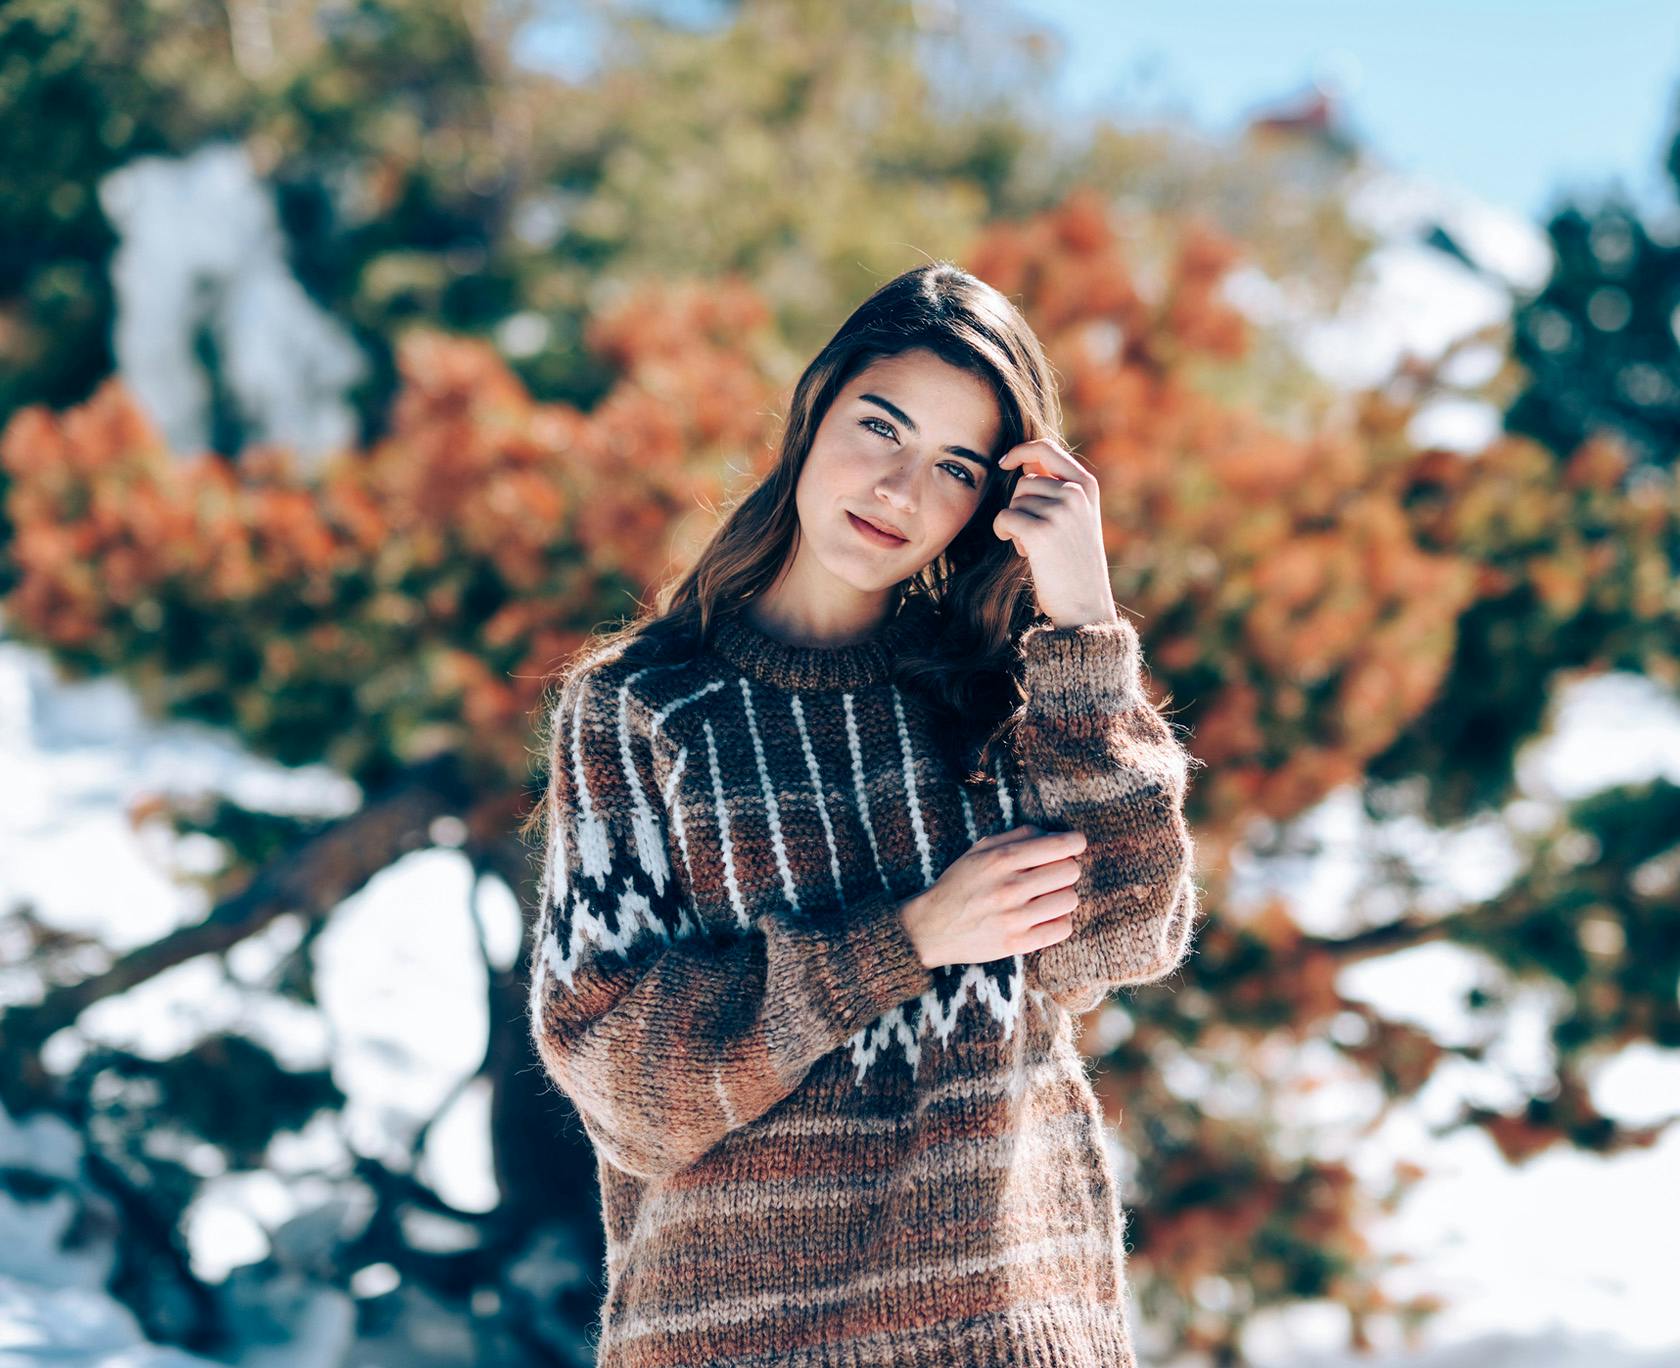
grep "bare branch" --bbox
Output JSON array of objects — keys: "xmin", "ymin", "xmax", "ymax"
[{"xmin": 5, "ymin": 756, "xmax": 472, "ymax": 1074}]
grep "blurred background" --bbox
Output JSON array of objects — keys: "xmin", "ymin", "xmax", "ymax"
[{"xmin": 2, "ymin": 1, "xmax": 1678, "ymax": 1364}]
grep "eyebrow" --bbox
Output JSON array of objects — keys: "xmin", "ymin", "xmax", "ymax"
[{"xmin": 858, "ymin": 393, "xmax": 998, "ymax": 470}]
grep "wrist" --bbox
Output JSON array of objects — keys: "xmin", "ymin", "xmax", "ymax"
[
  {"xmin": 1044, "ymin": 601, "xmax": 1120, "ymax": 631},
  {"xmin": 898, "ymin": 891, "xmax": 931, "ymax": 969}
]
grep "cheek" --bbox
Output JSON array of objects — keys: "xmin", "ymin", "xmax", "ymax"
[
  {"xmin": 939, "ymin": 477, "xmax": 986, "ymax": 520},
  {"xmin": 795, "ymin": 451, "xmax": 853, "ymax": 532},
  {"xmin": 916, "ymin": 489, "xmax": 978, "ymax": 551},
  {"xmin": 801, "ymin": 435, "xmax": 870, "ymax": 500},
  {"xmin": 797, "ymin": 453, "xmax": 841, "ymax": 507}
]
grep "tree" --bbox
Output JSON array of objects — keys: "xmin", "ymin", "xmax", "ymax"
[{"xmin": 1503, "ymin": 80, "xmax": 1680, "ymax": 479}]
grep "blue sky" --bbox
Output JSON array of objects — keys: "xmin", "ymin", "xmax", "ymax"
[
  {"xmin": 516, "ymin": 1, "xmax": 1680, "ymax": 227},
  {"xmin": 1012, "ymin": 0, "xmax": 1680, "ymax": 224}
]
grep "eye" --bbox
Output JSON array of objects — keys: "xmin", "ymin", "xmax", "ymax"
[{"xmin": 861, "ymin": 416, "xmax": 977, "ymax": 489}]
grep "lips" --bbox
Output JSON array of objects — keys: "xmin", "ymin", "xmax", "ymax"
[{"xmin": 848, "ymin": 511, "xmax": 908, "ymax": 545}]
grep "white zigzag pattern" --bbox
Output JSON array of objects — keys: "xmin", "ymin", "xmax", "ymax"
[{"xmin": 845, "ymin": 957, "xmax": 1042, "ymax": 1085}]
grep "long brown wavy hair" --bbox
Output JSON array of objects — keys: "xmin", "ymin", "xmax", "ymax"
[{"xmin": 521, "ymin": 261, "xmax": 1067, "ymax": 843}]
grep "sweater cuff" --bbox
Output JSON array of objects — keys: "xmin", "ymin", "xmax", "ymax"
[
  {"xmin": 1031, "ymin": 867, "xmax": 1198, "ymax": 997},
  {"xmin": 1018, "ymin": 615, "xmax": 1146, "ymax": 717},
  {"xmin": 810, "ymin": 889, "xmax": 935, "ymax": 1035}
]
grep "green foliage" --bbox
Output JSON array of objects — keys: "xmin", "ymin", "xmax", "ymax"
[{"xmin": 1507, "ymin": 195, "xmax": 1680, "ymax": 477}]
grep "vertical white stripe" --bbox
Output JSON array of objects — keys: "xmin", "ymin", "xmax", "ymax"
[
  {"xmin": 660, "ymin": 750, "xmax": 686, "ymax": 810},
  {"xmin": 544, "ymin": 698, "xmax": 570, "ymax": 914},
  {"xmin": 791, "ymin": 694, "xmax": 847, "ymax": 904},
  {"xmin": 843, "ymin": 693, "xmax": 891, "ymax": 894},
  {"xmin": 703, "ymin": 719, "xmax": 750, "ymax": 931},
  {"xmin": 664, "ymin": 748, "xmax": 697, "ymax": 891},
  {"xmin": 648, "ymin": 678, "xmax": 720, "ymax": 901},
  {"xmin": 572, "ymin": 687, "xmax": 613, "ymax": 889},
  {"xmin": 739, "ymin": 677, "xmax": 799, "ymax": 913},
  {"xmin": 712, "ymin": 1063, "xmax": 739, "ymax": 1129},
  {"xmin": 994, "ymin": 751, "xmax": 1015, "ymax": 828},
  {"xmin": 528, "ymin": 935, "xmax": 551, "ymax": 1015},
  {"xmin": 890, "ymin": 686, "xmax": 934, "ymax": 889},
  {"xmin": 958, "ymin": 786, "xmax": 978, "ymax": 845},
  {"xmin": 617, "ymin": 669, "xmax": 670, "ymax": 897}
]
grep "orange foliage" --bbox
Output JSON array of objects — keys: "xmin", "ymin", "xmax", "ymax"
[
  {"xmin": 0, "ymin": 278, "xmax": 779, "ymax": 781},
  {"xmin": 964, "ymin": 191, "xmax": 1675, "ymax": 844}
]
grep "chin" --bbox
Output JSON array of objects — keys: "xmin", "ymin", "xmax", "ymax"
[{"xmin": 821, "ymin": 551, "xmax": 899, "ymax": 594}]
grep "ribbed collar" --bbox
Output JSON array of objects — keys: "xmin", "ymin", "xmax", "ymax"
[{"xmin": 706, "ymin": 598, "xmax": 932, "ymax": 690}]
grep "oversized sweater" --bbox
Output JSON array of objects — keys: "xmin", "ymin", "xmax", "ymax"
[{"xmin": 526, "ymin": 595, "xmax": 1201, "ymax": 1368}]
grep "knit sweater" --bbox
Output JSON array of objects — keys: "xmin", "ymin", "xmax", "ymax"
[{"xmin": 526, "ymin": 595, "xmax": 1200, "ymax": 1368}]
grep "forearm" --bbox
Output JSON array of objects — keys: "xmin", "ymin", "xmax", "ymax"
[
  {"xmin": 530, "ymin": 886, "xmax": 932, "ymax": 1178},
  {"xmin": 1010, "ymin": 615, "xmax": 1203, "ymax": 1004}
]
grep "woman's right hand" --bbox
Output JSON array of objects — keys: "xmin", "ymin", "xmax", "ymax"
[{"xmin": 901, "ymin": 824, "xmax": 1087, "ymax": 969}]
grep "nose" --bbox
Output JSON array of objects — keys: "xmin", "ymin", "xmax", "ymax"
[{"xmin": 873, "ymin": 462, "xmax": 918, "ymax": 513}]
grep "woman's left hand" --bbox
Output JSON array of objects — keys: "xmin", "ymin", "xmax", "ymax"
[{"xmin": 993, "ymin": 438, "xmax": 1120, "ymax": 630}]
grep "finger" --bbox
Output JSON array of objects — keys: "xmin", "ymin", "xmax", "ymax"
[
  {"xmin": 990, "ymin": 519, "xmax": 1029, "ymax": 555},
  {"xmin": 1022, "ymin": 854, "xmax": 1083, "ymax": 896},
  {"xmin": 1017, "ymin": 899, "xmax": 1077, "ymax": 938},
  {"xmin": 981, "ymin": 514, "xmax": 1034, "ymax": 551},
  {"xmin": 1002, "ymin": 452, "xmax": 1054, "ymax": 481},
  {"xmin": 1007, "ymin": 477, "xmax": 1088, "ymax": 507},
  {"xmin": 971, "ymin": 825, "xmax": 1037, "ymax": 852},
  {"xmin": 1000, "ymin": 440, "xmax": 1096, "ymax": 492},
  {"xmin": 1001, "ymin": 494, "xmax": 1068, "ymax": 514},
  {"xmin": 994, "ymin": 506, "xmax": 1051, "ymax": 538},
  {"xmin": 981, "ymin": 824, "xmax": 1054, "ymax": 853},
  {"xmin": 1031, "ymin": 913, "xmax": 1075, "ymax": 945},
  {"xmin": 1003, "ymin": 828, "xmax": 1088, "ymax": 868},
  {"xmin": 997, "ymin": 437, "xmax": 1063, "ymax": 467}
]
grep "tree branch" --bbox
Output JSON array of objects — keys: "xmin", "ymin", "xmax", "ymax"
[{"xmin": 4, "ymin": 755, "xmax": 472, "ymax": 1096}]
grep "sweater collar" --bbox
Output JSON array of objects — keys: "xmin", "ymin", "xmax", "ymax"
[{"xmin": 706, "ymin": 597, "xmax": 930, "ymax": 690}]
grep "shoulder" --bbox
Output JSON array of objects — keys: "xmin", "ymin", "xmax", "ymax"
[{"xmin": 552, "ymin": 628, "xmax": 708, "ymax": 745}]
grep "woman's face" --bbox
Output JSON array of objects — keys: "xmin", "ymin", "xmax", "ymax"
[{"xmin": 794, "ymin": 348, "xmax": 1004, "ymax": 597}]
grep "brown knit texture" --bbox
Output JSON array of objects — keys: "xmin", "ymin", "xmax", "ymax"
[{"xmin": 527, "ymin": 601, "xmax": 1200, "ymax": 1367}]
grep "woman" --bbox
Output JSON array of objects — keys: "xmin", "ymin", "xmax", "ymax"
[{"xmin": 525, "ymin": 262, "xmax": 1201, "ymax": 1367}]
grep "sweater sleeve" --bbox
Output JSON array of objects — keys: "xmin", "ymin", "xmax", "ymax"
[
  {"xmin": 526, "ymin": 659, "xmax": 936, "ymax": 1180},
  {"xmin": 1008, "ymin": 615, "xmax": 1202, "ymax": 1012}
]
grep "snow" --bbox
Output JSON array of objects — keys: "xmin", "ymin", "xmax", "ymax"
[
  {"xmin": 1220, "ymin": 163, "xmax": 1554, "ymax": 453},
  {"xmin": 98, "ymin": 142, "xmax": 367, "ymax": 467},
  {"xmin": 1207, "ymin": 669, "xmax": 1680, "ymax": 1363},
  {"xmin": 1340, "ymin": 165, "xmax": 1556, "ymax": 295},
  {"xmin": 0, "ymin": 1276, "xmax": 220, "ymax": 1367},
  {"xmin": 0, "ymin": 620, "xmax": 524, "ymax": 1363}
]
